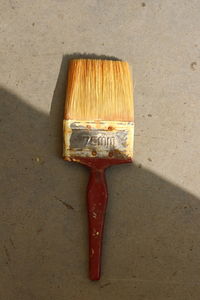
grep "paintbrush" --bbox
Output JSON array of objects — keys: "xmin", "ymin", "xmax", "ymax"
[{"xmin": 63, "ymin": 59, "xmax": 134, "ymax": 280}]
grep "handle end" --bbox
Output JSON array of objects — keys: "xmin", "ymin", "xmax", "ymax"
[{"xmin": 90, "ymin": 273, "xmax": 101, "ymax": 281}]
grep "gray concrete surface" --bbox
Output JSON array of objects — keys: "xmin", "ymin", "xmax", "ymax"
[{"xmin": 1, "ymin": 0, "xmax": 200, "ymax": 299}]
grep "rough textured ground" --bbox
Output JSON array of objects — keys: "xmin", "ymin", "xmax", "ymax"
[{"xmin": 1, "ymin": 1, "xmax": 200, "ymax": 299}]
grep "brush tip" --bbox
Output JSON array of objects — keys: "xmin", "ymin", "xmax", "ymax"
[{"xmin": 65, "ymin": 59, "xmax": 134, "ymax": 122}]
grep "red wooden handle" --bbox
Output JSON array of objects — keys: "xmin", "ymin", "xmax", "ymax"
[{"xmin": 87, "ymin": 167, "xmax": 108, "ymax": 280}]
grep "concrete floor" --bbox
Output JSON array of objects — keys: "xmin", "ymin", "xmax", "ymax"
[{"xmin": 1, "ymin": 0, "xmax": 200, "ymax": 299}]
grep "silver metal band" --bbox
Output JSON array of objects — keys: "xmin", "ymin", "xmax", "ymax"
[{"xmin": 63, "ymin": 120, "xmax": 134, "ymax": 159}]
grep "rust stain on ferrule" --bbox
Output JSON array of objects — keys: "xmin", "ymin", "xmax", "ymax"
[{"xmin": 63, "ymin": 120, "xmax": 134, "ymax": 160}]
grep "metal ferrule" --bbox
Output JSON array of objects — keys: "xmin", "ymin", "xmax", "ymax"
[{"xmin": 63, "ymin": 120, "xmax": 134, "ymax": 160}]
